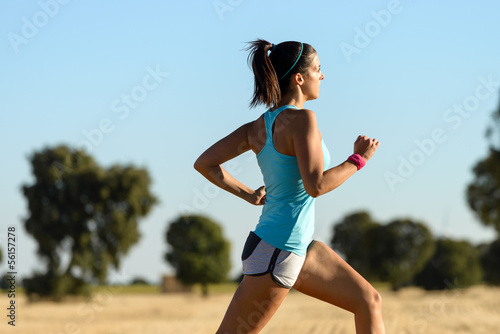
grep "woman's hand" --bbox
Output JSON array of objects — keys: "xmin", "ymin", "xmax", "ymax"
[
  {"xmin": 247, "ymin": 186, "xmax": 266, "ymax": 205},
  {"xmin": 354, "ymin": 135, "xmax": 380, "ymax": 162}
]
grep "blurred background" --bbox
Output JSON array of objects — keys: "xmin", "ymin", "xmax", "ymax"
[{"xmin": 1, "ymin": 0, "xmax": 499, "ymax": 292}]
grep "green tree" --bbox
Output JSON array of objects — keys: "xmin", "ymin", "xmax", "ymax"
[
  {"xmin": 331, "ymin": 211, "xmax": 380, "ymax": 280},
  {"xmin": 467, "ymin": 98, "xmax": 500, "ymax": 234},
  {"xmin": 21, "ymin": 145, "xmax": 157, "ymax": 301},
  {"xmin": 166, "ymin": 215, "xmax": 231, "ymax": 297},
  {"xmin": 479, "ymin": 239, "xmax": 500, "ymax": 285},
  {"xmin": 0, "ymin": 249, "xmax": 5, "ymax": 290},
  {"xmin": 467, "ymin": 149, "xmax": 500, "ymax": 234},
  {"xmin": 414, "ymin": 238, "xmax": 482, "ymax": 290},
  {"xmin": 130, "ymin": 277, "xmax": 150, "ymax": 285},
  {"xmin": 371, "ymin": 219, "xmax": 435, "ymax": 290}
]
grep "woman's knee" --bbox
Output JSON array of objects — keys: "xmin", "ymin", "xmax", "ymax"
[
  {"xmin": 370, "ymin": 290, "xmax": 382, "ymax": 309},
  {"xmin": 356, "ymin": 288, "xmax": 382, "ymax": 314}
]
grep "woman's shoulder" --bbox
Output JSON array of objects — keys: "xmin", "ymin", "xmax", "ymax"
[
  {"xmin": 294, "ymin": 108, "xmax": 316, "ymax": 119},
  {"xmin": 282, "ymin": 107, "xmax": 317, "ymax": 119},
  {"xmin": 249, "ymin": 113, "xmax": 265, "ymax": 130},
  {"xmin": 282, "ymin": 108, "xmax": 318, "ymax": 132},
  {"xmin": 248, "ymin": 108, "xmax": 317, "ymax": 135},
  {"xmin": 245, "ymin": 114, "xmax": 266, "ymax": 152}
]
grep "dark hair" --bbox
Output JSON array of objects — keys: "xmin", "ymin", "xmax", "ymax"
[{"xmin": 246, "ymin": 39, "xmax": 317, "ymax": 109}]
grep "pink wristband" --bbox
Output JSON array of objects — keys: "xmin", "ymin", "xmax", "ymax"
[{"xmin": 347, "ymin": 154, "xmax": 366, "ymax": 170}]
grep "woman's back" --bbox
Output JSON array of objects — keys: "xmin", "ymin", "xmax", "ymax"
[
  {"xmin": 248, "ymin": 106, "xmax": 301, "ymax": 157},
  {"xmin": 250, "ymin": 105, "xmax": 330, "ymax": 256}
]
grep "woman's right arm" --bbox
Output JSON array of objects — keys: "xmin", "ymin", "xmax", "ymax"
[
  {"xmin": 193, "ymin": 122, "xmax": 266, "ymax": 206},
  {"xmin": 292, "ymin": 109, "xmax": 380, "ymax": 198}
]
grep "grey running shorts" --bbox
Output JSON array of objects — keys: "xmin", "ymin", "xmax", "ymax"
[{"xmin": 241, "ymin": 231, "xmax": 314, "ymax": 289}]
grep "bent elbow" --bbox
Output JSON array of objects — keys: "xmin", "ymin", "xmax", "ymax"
[
  {"xmin": 305, "ymin": 186, "xmax": 321, "ymax": 198},
  {"xmin": 193, "ymin": 158, "xmax": 205, "ymax": 173},
  {"xmin": 309, "ymin": 191, "xmax": 320, "ymax": 198},
  {"xmin": 306, "ymin": 182, "xmax": 336, "ymax": 198}
]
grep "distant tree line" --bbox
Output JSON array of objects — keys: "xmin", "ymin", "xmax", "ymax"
[
  {"xmin": 4, "ymin": 91, "xmax": 498, "ymax": 300},
  {"xmin": 18, "ymin": 145, "xmax": 158, "ymax": 301},
  {"xmin": 332, "ymin": 96, "xmax": 500, "ymax": 291},
  {"xmin": 331, "ymin": 211, "xmax": 490, "ymax": 291},
  {"xmin": 466, "ymin": 88, "xmax": 500, "ymax": 286}
]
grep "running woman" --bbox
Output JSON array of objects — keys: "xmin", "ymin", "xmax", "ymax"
[{"xmin": 194, "ymin": 39, "xmax": 384, "ymax": 334}]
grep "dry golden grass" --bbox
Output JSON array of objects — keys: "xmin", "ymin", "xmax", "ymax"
[{"xmin": 9, "ymin": 285, "xmax": 500, "ymax": 334}]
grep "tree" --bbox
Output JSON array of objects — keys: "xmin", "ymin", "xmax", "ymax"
[
  {"xmin": 0, "ymin": 249, "xmax": 5, "ymax": 290},
  {"xmin": 467, "ymin": 149, "xmax": 500, "ymax": 234},
  {"xmin": 467, "ymin": 97, "xmax": 500, "ymax": 234},
  {"xmin": 479, "ymin": 239, "xmax": 500, "ymax": 285},
  {"xmin": 331, "ymin": 211, "xmax": 380, "ymax": 280},
  {"xmin": 21, "ymin": 145, "xmax": 157, "ymax": 301},
  {"xmin": 414, "ymin": 238, "xmax": 482, "ymax": 290},
  {"xmin": 371, "ymin": 219, "xmax": 435, "ymax": 290},
  {"xmin": 130, "ymin": 277, "xmax": 150, "ymax": 285},
  {"xmin": 166, "ymin": 215, "xmax": 231, "ymax": 297}
]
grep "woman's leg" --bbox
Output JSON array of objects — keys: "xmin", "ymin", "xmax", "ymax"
[
  {"xmin": 293, "ymin": 241, "xmax": 385, "ymax": 334},
  {"xmin": 216, "ymin": 273, "xmax": 290, "ymax": 334}
]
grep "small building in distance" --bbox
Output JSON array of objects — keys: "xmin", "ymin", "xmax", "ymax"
[{"xmin": 160, "ymin": 275, "xmax": 192, "ymax": 293}]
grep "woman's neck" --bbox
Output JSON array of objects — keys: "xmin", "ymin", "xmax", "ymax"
[{"xmin": 277, "ymin": 95, "xmax": 306, "ymax": 109}]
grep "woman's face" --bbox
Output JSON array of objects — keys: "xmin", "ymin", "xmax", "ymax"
[{"xmin": 301, "ymin": 54, "xmax": 325, "ymax": 100}]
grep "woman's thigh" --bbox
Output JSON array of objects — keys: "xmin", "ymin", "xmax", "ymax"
[
  {"xmin": 292, "ymin": 240, "xmax": 379, "ymax": 313},
  {"xmin": 217, "ymin": 273, "xmax": 290, "ymax": 334}
]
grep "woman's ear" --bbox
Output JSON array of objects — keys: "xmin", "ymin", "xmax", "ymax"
[{"xmin": 293, "ymin": 72, "xmax": 304, "ymax": 86}]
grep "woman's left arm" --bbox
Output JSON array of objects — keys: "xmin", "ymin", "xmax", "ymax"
[{"xmin": 194, "ymin": 122, "xmax": 266, "ymax": 205}]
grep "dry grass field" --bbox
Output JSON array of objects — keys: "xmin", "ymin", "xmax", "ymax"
[{"xmin": 7, "ymin": 285, "xmax": 500, "ymax": 334}]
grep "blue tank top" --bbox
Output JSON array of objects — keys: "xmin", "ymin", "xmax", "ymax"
[{"xmin": 254, "ymin": 105, "xmax": 331, "ymax": 256}]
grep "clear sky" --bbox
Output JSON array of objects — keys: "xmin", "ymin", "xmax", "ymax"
[{"xmin": 1, "ymin": 0, "xmax": 499, "ymax": 284}]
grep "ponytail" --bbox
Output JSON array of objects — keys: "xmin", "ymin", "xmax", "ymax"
[
  {"xmin": 246, "ymin": 39, "xmax": 317, "ymax": 109},
  {"xmin": 246, "ymin": 39, "xmax": 280, "ymax": 109}
]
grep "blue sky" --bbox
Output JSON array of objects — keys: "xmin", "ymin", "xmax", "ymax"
[{"xmin": 1, "ymin": 0, "xmax": 499, "ymax": 284}]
